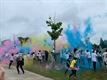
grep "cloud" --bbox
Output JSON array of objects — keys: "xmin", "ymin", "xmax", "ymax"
[{"xmin": 0, "ymin": 0, "xmax": 107, "ymax": 44}]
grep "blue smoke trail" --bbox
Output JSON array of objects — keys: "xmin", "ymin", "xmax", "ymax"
[
  {"xmin": 65, "ymin": 25, "xmax": 76, "ymax": 49},
  {"xmin": 83, "ymin": 17, "xmax": 93, "ymax": 52},
  {"xmin": 84, "ymin": 17, "xmax": 93, "ymax": 38},
  {"xmin": 65, "ymin": 25, "xmax": 85, "ymax": 49}
]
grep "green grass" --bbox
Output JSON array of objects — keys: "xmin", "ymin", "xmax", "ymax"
[{"xmin": 24, "ymin": 57, "xmax": 107, "ymax": 80}]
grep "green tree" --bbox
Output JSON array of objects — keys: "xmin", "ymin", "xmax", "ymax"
[
  {"xmin": 100, "ymin": 38, "xmax": 104, "ymax": 48},
  {"xmin": 46, "ymin": 17, "xmax": 63, "ymax": 52}
]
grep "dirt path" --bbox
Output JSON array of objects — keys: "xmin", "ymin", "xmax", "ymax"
[{"xmin": 3, "ymin": 65, "xmax": 53, "ymax": 80}]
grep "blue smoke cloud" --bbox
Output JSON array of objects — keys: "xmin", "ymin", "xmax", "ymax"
[
  {"xmin": 65, "ymin": 25, "xmax": 85, "ymax": 49},
  {"xmin": 84, "ymin": 17, "xmax": 93, "ymax": 38},
  {"xmin": 65, "ymin": 18, "xmax": 93, "ymax": 51}
]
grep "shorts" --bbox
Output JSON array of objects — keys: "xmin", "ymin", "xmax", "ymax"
[{"xmin": 10, "ymin": 60, "xmax": 13, "ymax": 63}]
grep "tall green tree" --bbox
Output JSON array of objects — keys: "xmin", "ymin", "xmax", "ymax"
[
  {"xmin": 46, "ymin": 17, "xmax": 63, "ymax": 52},
  {"xmin": 100, "ymin": 38, "xmax": 104, "ymax": 48}
]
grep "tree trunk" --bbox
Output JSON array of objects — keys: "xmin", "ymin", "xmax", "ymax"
[{"xmin": 53, "ymin": 40, "xmax": 56, "ymax": 52}]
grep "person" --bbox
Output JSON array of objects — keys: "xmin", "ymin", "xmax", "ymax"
[
  {"xmin": 102, "ymin": 49, "xmax": 107, "ymax": 68},
  {"xmin": 86, "ymin": 50, "xmax": 91, "ymax": 68},
  {"xmin": 74, "ymin": 49, "xmax": 80, "ymax": 65},
  {"xmin": 37, "ymin": 50, "xmax": 42, "ymax": 63},
  {"xmin": 80, "ymin": 50, "xmax": 85, "ymax": 65},
  {"xmin": 69, "ymin": 57, "xmax": 79, "ymax": 80},
  {"xmin": 16, "ymin": 54, "xmax": 24, "ymax": 74},
  {"xmin": 9, "ymin": 53, "xmax": 14, "ymax": 69},
  {"xmin": 45, "ymin": 50, "xmax": 49, "ymax": 62},
  {"xmin": 41, "ymin": 50, "xmax": 45, "ymax": 62},
  {"xmin": 97, "ymin": 50, "xmax": 102, "ymax": 67},
  {"xmin": 64, "ymin": 55, "xmax": 72, "ymax": 76},
  {"xmin": 92, "ymin": 50, "xmax": 97, "ymax": 71},
  {"xmin": 32, "ymin": 52, "xmax": 36, "ymax": 64},
  {"xmin": 0, "ymin": 65, "xmax": 5, "ymax": 80}
]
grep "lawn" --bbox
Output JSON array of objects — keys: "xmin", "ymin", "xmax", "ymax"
[{"xmin": 24, "ymin": 56, "xmax": 107, "ymax": 80}]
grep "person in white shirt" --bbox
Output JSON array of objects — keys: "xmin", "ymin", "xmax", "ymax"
[
  {"xmin": 37, "ymin": 50, "xmax": 42, "ymax": 63},
  {"xmin": 102, "ymin": 49, "xmax": 107, "ymax": 68},
  {"xmin": 86, "ymin": 50, "xmax": 91, "ymax": 68},
  {"xmin": 96, "ymin": 50, "xmax": 102, "ymax": 67},
  {"xmin": 92, "ymin": 50, "xmax": 97, "ymax": 71},
  {"xmin": 9, "ymin": 53, "xmax": 14, "ymax": 69}
]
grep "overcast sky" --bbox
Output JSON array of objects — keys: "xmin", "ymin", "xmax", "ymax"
[{"xmin": 0, "ymin": 0, "xmax": 107, "ymax": 44}]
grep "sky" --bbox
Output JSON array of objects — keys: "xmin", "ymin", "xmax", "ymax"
[{"xmin": 0, "ymin": 0, "xmax": 107, "ymax": 44}]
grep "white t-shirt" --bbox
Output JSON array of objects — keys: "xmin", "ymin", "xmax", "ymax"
[
  {"xmin": 102, "ymin": 52, "xmax": 107, "ymax": 62},
  {"xmin": 86, "ymin": 52, "xmax": 91, "ymax": 58},
  {"xmin": 33, "ymin": 53, "xmax": 35, "ymax": 58},
  {"xmin": 74, "ymin": 51, "xmax": 80, "ymax": 59},
  {"xmin": 37, "ymin": 52, "xmax": 42, "ymax": 60},
  {"xmin": 10, "ymin": 55, "xmax": 14, "ymax": 61},
  {"xmin": 92, "ymin": 53, "xmax": 97, "ymax": 62}
]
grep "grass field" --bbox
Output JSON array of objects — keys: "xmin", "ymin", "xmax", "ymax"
[{"xmin": 24, "ymin": 57, "xmax": 107, "ymax": 80}]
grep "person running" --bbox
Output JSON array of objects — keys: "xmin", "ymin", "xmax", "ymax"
[
  {"xmin": 74, "ymin": 48, "xmax": 80, "ymax": 65},
  {"xmin": 92, "ymin": 50, "xmax": 97, "ymax": 71},
  {"xmin": 68, "ymin": 57, "xmax": 79, "ymax": 80},
  {"xmin": 64, "ymin": 55, "xmax": 72, "ymax": 76},
  {"xmin": 102, "ymin": 49, "xmax": 107, "ymax": 68},
  {"xmin": 86, "ymin": 50, "xmax": 91, "ymax": 68},
  {"xmin": 16, "ymin": 54, "xmax": 24, "ymax": 74},
  {"xmin": 9, "ymin": 53, "xmax": 14, "ymax": 69}
]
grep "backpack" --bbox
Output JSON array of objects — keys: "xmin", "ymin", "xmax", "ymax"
[{"xmin": 18, "ymin": 56, "xmax": 23, "ymax": 61}]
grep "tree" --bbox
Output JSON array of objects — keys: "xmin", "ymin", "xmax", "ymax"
[
  {"xmin": 100, "ymin": 38, "xmax": 104, "ymax": 48},
  {"xmin": 46, "ymin": 17, "xmax": 63, "ymax": 52},
  {"xmin": 92, "ymin": 43, "xmax": 99, "ymax": 50}
]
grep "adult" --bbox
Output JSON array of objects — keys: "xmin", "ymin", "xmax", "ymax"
[
  {"xmin": 37, "ymin": 50, "xmax": 42, "ymax": 63},
  {"xmin": 97, "ymin": 50, "xmax": 102, "ymax": 67},
  {"xmin": 16, "ymin": 54, "xmax": 24, "ymax": 74},
  {"xmin": 102, "ymin": 49, "xmax": 107, "ymax": 68},
  {"xmin": 80, "ymin": 50, "xmax": 85, "ymax": 65},
  {"xmin": 86, "ymin": 50, "xmax": 91, "ymax": 68},
  {"xmin": 32, "ymin": 52, "xmax": 36, "ymax": 64},
  {"xmin": 45, "ymin": 50, "xmax": 49, "ymax": 62},
  {"xmin": 9, "ymin": 53, "xmax": 14, "ymax": 69},
  {"xmin": 41, "ymin": 50, "xmax": 45, "ymax": 62},
  {"xmin": 74, "ymin": 49, "xmax": 80, "ymax": 65},
  {"xmin": 92, "ymin": 50, "xmax": 97, "ymax": 71}
]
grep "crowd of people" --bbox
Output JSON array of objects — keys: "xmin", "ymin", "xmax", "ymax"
[
  {"xmin": 0, "ymin": 48, "xmax": 107, "ymax": 80},
  {"xmin": 7, "ymin": 50, "xmax": 50, "ymax": 75},
  {"xmin": 63, "ymin": 48, "xmax": 107, "ymax": 80},
  {"xmin": 31, "ymin": 50, "xmax": 49, "ymax": 64}
]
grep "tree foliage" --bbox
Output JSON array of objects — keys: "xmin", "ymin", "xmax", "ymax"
[
  {"xmin": 46, "ymin": 17, "xmax": 63, "ymax": 51},
  {"xmin": 46, "ymin": 17, "xmax": 63, "ymax": 40}
]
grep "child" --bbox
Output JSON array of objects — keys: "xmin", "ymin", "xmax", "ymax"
[
  {"xmin": 69, "ymin": 57, "xmax": 79, "ymax": 80},
  {"xmin": 64, "ymin": 55, "xmax": 72, "ymax": 75}
]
